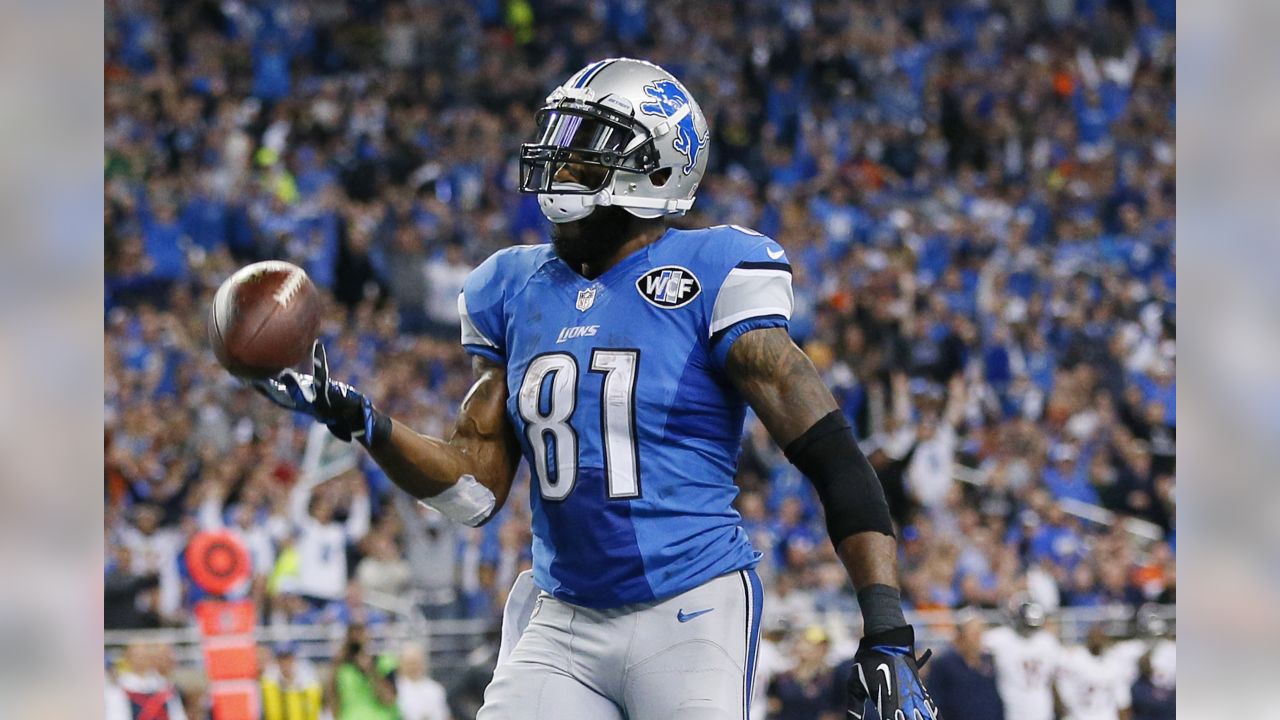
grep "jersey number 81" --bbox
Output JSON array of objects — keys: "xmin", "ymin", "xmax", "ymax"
[{"xmin": 517, "ymin": 349, "xmax": 640, "ymax": 501}]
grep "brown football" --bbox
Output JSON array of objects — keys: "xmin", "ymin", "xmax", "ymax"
[{"xmin": 208, "ymin": 261, "xmax": 322, "ymax": 379}]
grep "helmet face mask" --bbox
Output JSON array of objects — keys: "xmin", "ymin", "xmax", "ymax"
[
  {"xmin": 519, "ymin": 58, "xmax": 709, "ymax": 224},
  {"xmin": 519, "ymin": 103, "xmax": 661, "ymax": 196}
]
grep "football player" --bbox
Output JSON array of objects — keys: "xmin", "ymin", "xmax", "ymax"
[
  {"xmin": 1104, "ymin": 604, "xmax": 1175, "ymax": 699},
  {"xmin": 1056, "ymin": 625, "xmax": 1132, "ymax": 720},
  {"xmin": 982, "ymin": 600, "xmax": 1063, "ymax": 720},
  {"xmin": 257, "ymin": 58, "xmax": 937, "ymax": 720}
]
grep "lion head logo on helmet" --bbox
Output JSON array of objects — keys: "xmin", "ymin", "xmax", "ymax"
[{"xmin": 639, "ymin": 80, "xmax": 707, "ymax": 176}]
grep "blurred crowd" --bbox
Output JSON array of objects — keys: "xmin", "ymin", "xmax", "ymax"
[
  {"xmin": 752, "ymin": 606, "xmax": 1174, "ymax": 720},
  {"xmin": 106, "ymin": 608, "xmax": 1174, "ymax": 720},
  {"xmin": 106, "ymin": 634, "xmax": 458, "ymax": 720},
  {"xmin": 105, "ymin": 0, "xmax": 1175, "ymax": 717}
]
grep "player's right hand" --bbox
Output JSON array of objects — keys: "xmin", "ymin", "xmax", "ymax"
[
  {"xmin": 847, "ymin": 625, "xmax": 940, "ymax": 720},
  {"xmin": 252, "ymin": 341, "xmax": 390, "ymax": 448}
]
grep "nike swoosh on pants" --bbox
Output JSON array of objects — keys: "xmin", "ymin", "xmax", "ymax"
[{"xmin": 676, "ymin": 608, "xmax": 714, "ymax": 622}]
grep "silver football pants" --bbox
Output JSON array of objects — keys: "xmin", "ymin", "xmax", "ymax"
[{"xmin": 478, "ymin": 568, "xmax": 764, "ymax": 720}]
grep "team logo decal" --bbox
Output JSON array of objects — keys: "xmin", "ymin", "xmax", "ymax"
[
  {"xmin": 636, "ymin": 266, "xmax": 701, "ymax": 309},
  {"xmin": 638, "ymin": 80, "xmax": 707, "ymax": 175},
  {"xmin": 576, "ymin": 286, "xmax": 598, "ymax": 311}
]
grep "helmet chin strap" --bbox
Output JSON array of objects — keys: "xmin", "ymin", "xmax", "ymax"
[
  {"xmin": 596, "ymin": 190, "xmax": 696, "ymax": 213},
  {"xmin": 539, "ymin": 183, "xmax": 695, "ymax": 223},
  {"xmin": 537, "ymin": 183, "xmax": 597, "ymax": 223}
]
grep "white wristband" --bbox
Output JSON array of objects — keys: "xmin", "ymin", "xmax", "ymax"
[{"xmin": 418, "ymin": 474, "xmax": 496, "ymax": 527}]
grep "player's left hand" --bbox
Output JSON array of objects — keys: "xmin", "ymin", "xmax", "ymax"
[
  {"xmin": 847, "ymin": 625, "xmax": 940, "ymax": 720},
  {"xmin": 252, "ymin": 341, "xmax": 390, "ymax": 448}
]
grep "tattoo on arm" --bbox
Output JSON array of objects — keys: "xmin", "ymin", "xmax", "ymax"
[
  {"xmin": 724, "ymin": 327, "xmax": 837, "ymax": 447},
  {"xmin": 726, "ymin": 327, "xmax": 899, "ymax": 590}
]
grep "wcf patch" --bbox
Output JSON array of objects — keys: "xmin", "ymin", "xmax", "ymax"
[{"xmin": 636, "ymin": 266, "xmax": 701, "ymax": 309}]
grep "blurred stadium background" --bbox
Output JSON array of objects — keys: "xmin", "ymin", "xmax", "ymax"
[{"xmin": 104, "ymin": 0, "xmax": 1175, "ymax": 718}]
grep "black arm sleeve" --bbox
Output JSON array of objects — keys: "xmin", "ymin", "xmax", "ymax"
[{"xmin": 783, "ymin": 409, "xmax": 895, "ymax": 545}]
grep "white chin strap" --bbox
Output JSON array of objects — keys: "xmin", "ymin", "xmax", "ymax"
[
  {"xmin": 538, "ymin": 183, "xmax": 597, "ymax": 223},
  {"xmin": 539, "ymin": 182, "xmax": 695, "ymax": 224}
]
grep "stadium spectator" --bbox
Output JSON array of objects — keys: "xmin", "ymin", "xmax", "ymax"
[
  {"xmin": 750, "ymin": 617, "xmax": 795, "ymax": 720},
  {"xmin": 104, "ymin": 545, "xmax": 160, "ymax": 630},
  {"xmin": 396, "ymin": 642, "xmax": 453, "ymax": 720},
  {"xmin": 423, "ymin": 241, "xmax": 472, "ymax": 338},
  {"xmin": 902, "ymin": 377, "xmax": 966, "ymax": 512},
  {"xmin": 1061, "ymin": 562, "xmax": 1107, "ymax": 608},
  {"xmin": 355, "ymin": 530, "xmax": 412, "ymax": 598},
  {"xmin": 105, "ymin": 643, "xmax": 189, "ymax": 720},
  {"xmin": 117, "ymin": 504, "xmax": 185, "ymax": 625},
  {"xmin": 393, "ymin": 491, "xmax": 462, "ymax": 618},
  {"xmin": 260, "ymin": 642, "xmax": 324, "ymax": 720},
  {"xmin": 195, "ymin": 476, "xmax": 285, "ymax": 603},
  {"xmin": 1129, "ymin": 653, "xmax": 1175, "ymax": 720},
  {"xmin": 766, "ymin": 626, "xmax": 843, "ymax": 720},
  {"xmin": 925, "ymin": 614, "xmax": 1005, "ymax": 720},
  {"xmin": 289, "ymin": 474, "xmax": 371, "ymax": 606},
  {"xmin": 446, "ymin": 629, "xmax": 500, "ymax": 720},
  {"xmin": 330, "ymin": 624, "xmax": 399, "ymax": 720}
]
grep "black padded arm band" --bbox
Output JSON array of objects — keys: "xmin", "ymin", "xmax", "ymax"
[{"xmin": 783, "ymin": 410, "xmax": 895, "ymax": 545}]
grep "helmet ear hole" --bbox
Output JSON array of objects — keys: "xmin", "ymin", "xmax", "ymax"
[{"xmin": 648, "ymin": 168, "xmax": 672, "ymax": 187}]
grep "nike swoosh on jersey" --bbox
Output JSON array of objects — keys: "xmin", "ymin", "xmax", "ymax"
[
  {"xmin": 766, "ymin": 247, "xmax": 785, "ymax": 259},
  {"xmin": 676, "ymin": 607, "xmax": 714, "ymax": 623}
]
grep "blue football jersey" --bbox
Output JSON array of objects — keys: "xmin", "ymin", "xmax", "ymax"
[{"xmin": 459, "ymin": 225, "xmax": 794, "ymax": 608}]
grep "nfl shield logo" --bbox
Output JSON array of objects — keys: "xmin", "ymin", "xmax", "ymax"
[{"xmin": 576, "ymin": 286, "xmax": 597, "ymax": 311}]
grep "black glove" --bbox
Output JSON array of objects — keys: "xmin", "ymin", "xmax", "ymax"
[
  {"xmin": 847, "ymin": 625, "xmax": 940, "ymax": 720},
  {"xmin": 253, "ymin": 341, "xmax": 391, "ymax": 449}
]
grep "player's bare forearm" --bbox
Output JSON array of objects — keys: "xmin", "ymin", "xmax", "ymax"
[
  {"xmin": 725, "ymin": 327, "xmax": 899, "ymax": 591},
  {"xmin": 367, "ymin": 356, "xmax": 519, "ymax": 514},
  {"xmin": 833, "ymin": 532, "xmax": 899, "ymax": 592},
  {"xmin": 724, "ymin": 328, "xmax": 836, "ymax": 444}
]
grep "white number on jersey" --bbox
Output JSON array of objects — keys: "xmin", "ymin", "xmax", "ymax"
[
  {"xmin": 518, "ymin": 354, "xmax": 580, "ymax": 500},
  {"xmin": 590, "ymin": 350, "xmax": 640, "ymax": 498},
  {"xmin": 517, "ymin": 349, "xmax": 641, "ymax": 500}
]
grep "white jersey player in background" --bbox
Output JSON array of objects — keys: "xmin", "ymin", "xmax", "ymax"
[
  {"xmin": 982, "ymin": 600, "xmax": 1062, "ymax": 720},
  {"xmin": 1145, "ymin": 635, "xmax": 1176, "ymax": 692},
  {"xmin": 1057, "ymin": 625, "xmax": 1132, "ymax": 720},
  {"xmin": 1104, "ymin": 604, "xmax": 1176, "ymax": 696}
]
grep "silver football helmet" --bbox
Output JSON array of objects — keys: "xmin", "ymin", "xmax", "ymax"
[
  {"xmin": 519, "ymin": 58, "xmax": 710, "ymax": 223},
  {"xmin": 1013, "ymin": 599, "xmax": 1047, "ymax": 634}
]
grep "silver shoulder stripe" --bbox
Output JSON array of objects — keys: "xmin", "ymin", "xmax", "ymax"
[
  {"xmin": 458, "ymin": 293, "xmax": 499, "ymax": 348},
  {"xmin": 709, "ymin": 267, "xmax": 794, "ymax": 336}
]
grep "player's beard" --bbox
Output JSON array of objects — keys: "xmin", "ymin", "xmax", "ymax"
[{"xmin": 551, "ymin": 206, "xmax": 643, "ymax": 274}]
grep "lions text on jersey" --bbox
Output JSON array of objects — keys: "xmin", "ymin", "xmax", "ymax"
[{"xmin": 459, "ymin": 225, "xmax": 792, "ymax": 607}]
